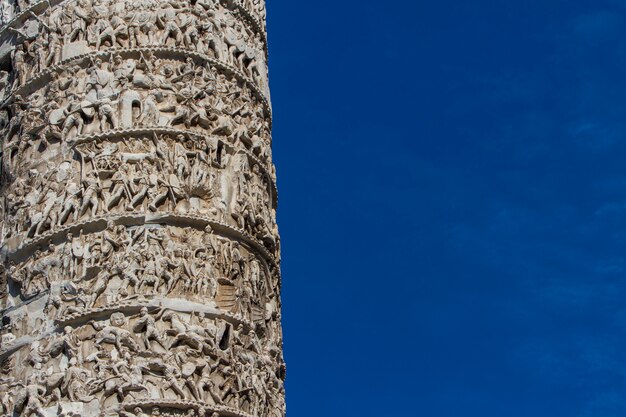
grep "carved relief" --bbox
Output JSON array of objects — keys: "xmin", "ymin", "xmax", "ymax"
[
  {"xmin": 1, "ymin": 0, "xmax": 268, "ymax": 96},
  {"xmin": 1, "ymin": 55, "xmax": 271, "ymax": 159},
  {"xmin": 239, "ymin": 0, "xmax": 266, "ymax": 30},
  {"xmin": 3, "ymin": 225, "xmax": 280, "ymax": 327},
  {"xmin": 0, "ymin": 0, "xmax": 283, "ymax": 415},
  {"xmin": 0, "ymin": 309, "xmax": 285, "ymax": 416},
  {"xmin": 2, "ymin": 131, "xmax": 278, "ymax": 254}
]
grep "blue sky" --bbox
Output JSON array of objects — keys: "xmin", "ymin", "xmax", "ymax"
[{"xmin": 268, "ymin": 1, "xmax": 626, "ymax": 416}]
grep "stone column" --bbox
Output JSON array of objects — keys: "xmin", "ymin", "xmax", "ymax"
[{"xmin": 0, "ymin": 1, "xmax": 285, "ymax": 416}]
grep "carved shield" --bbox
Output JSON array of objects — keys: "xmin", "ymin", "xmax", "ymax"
[
  {"xmin": 245, "ymin": 44, "xmax": 257, "ymax": 59},
  {"xmin": 168, "ymin": 173, "xmax": 180, "ymax": 188},
  {"xmin": 80, "ymin": 100, "xmax": 96, "ymax": 118},
  {"xmin": 132, "ymin": 74, "xmax": 152, "ymax": 89},
  {"xmin": 48, "ymin": 108, "xmax": 66, "ymax": 125},
  {"xmin": 224, "ymin": 30, "xmax": 239, "ymax": 46},
  {"xmin": 182, "ymin": 362, "xmax": 197, "ymax": 377},
  {"xmin": 72, "ymin": 239, "xmax": 85, "ymax": 258},
  {"xmin": 176, "ymin": 87, "xmax": 194, "ymax": 102}
]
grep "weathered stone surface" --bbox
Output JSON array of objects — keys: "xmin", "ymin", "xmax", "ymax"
[{"xmin": 0, "ymin": 0, "xmax": 284, "ymax": 416}]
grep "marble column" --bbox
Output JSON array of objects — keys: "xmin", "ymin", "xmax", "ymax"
[{"xmin": 0, "ymin": 1, "xmax": 285, "ymax": 416}]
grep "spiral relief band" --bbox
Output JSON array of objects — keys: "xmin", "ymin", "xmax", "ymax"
[{"xmin": 0, "ymin": 0, "xmax": 285, "ymax": 416}]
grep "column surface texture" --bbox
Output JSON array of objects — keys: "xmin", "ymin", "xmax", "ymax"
[{"xmin": 0, "ymin": 0, "xmax": 285, "ymax": 416}]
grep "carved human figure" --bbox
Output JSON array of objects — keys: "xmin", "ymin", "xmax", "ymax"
[
  {"xmin": 158, "ymin": 2, "xmax": 184, "ymax": 46},
  {"xmin": 0, "ymin": 0, "xmax": 13, "ymax": 25},
  {"xmin": 60, "ymin": 98, "xmax": 85, "ymax": 142},
  {"xmin": 110, "ymin": 351, "xmax": 148, "ymax": 401},
  {"xmin": 66, "ymin": 0, "xmax": 91, "ymax": 43},
  {"xmin": 120, "ymin": 407, "xmax": 150, "ymax": 417},
  {"xmin": 133, "ymin": 307, "xmax": 166, "ymax": 350},
  {"xmin": 160, "ymin": 358, "xmax": 187, "ymax": 399},
  {"xmin": 94, "ymin": 313, "xmax": 140, "ymax": 353},
  {"xmin": 14, "ymin": 375, "xmax": 47, "ymax": 417},
  {"xmin": 95, "ymin": 94, "xmax": 119, "ymax": 131},
  {"xmin": 61, "ymin": 357, "xmax": 93, "ymax": 402},
  {"xmin": 79, "ymin": 172, "xmax": 101, "ymax": 218},
  {"xmin": 58, "ymin": 182, "xmax": 81, "ymax": 226}
]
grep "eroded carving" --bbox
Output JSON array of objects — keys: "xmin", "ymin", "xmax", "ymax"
[
  {"xmin": 2, "ymin": 131, "xmax": 278, "ymax": 254},
  {"xmin": 0, "ymin": 0, "xmax": 283, "ymax": 415},
  {"xmin": 1, "ymin": 309, "xmax": 285, "ymax": 416},
  {"xmin": 3, "ymin": 224, "xmax": 280, "ymax": 329},
  {"xmin": 2, "ymin": 0, "xmax": 268, "ymax": 96}
]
